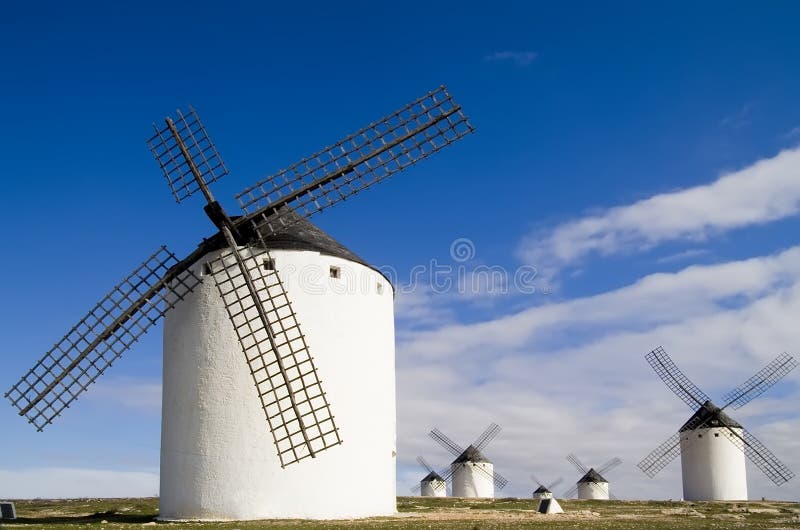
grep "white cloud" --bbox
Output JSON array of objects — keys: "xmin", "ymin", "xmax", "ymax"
[
  {"xmin": 0, "ymin": 467, "xmax": 159, "ymax": 498},
  {"xmin": 518, "ymin": 147, "xmax": 800, "ymax": 276},
  {"xmin": 484, "ymin": 50, "xmax": 538, "ymax": 66},
  {"xmin": 86, "ymin": 378, "xmax": 161, "ymax": 413},
  {"xmin": 396, "ymin": 247, "xmax": 800, "ymax": 500}
]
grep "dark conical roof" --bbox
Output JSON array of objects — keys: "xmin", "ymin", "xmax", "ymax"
[
  {"xmin": 422, "ymin": 471, "xmax": 444, "ymax": 483},
  {"xmin": 533, "ymin": 485, "xmax": 550, "ymax": 494},
  {"xmin": 200, "ymin": 209, "xmax": 388, "ymax": 280},
  {"xmin": 679, "ymin": 400, "xmax": 742, "ymax": 432},
  {"xmin": 577, "ymin": 468, "xmax": 607, "ymax": 484},
  {"xmin": 453, "ymin": 444, "xmax": 490, "ymax": 464}
]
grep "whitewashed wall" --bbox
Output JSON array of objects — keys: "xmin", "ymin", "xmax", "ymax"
[
  {"xmin": 160, "ymin": 248, "xmax": 396, "ymax": 520},
  {"xmin": 680, "ymin": 426, "xmax": 748, "ymax": 500}
]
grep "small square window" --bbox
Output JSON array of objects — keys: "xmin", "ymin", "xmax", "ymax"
[
  {"xmin": 263, "ymin": 258, "xmax": 275, "ymax": 271},
  {"xmin": 329, "ymin": 266, "xmax": 340, "ymax": 279},
  {"xmin": 377, "ymin": 283, "xmax": 383, "ymax": 294},
  {"xmin": 714, "ymin": 433, "xmax": 719, "ymax": 437},
  {"xmin": 698, "ymin": 434, "xmax": 702, "ymax": 438},
  {"xmin": 202, "ymin": 262, "xmax": 212, "ymax": 275}
]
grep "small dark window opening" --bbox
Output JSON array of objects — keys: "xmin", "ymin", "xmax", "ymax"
[
  {"xmin": 263, "ymin": 258, "xmax": 275, "ymax": 271},
  {"xmin": 202, "ymin": 262, "xmax": 212, "ymax": 275},
  {"xmin": 698, "ymin": 434, "xmax": 703, "ymax": 438},
  {"xmin": 330, "ymin": 266, "xmax": 340, "ymax": 279},
  {"xmin": 714, "ymin": 433, "xmax": 719, "ymax": 437},
  {"xmin": 377, "ymin": 283, "xmax": 383, "ymax": 294}
]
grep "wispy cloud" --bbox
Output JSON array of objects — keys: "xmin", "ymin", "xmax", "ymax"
[
  {"xmin": 517, "ymin": 147, "xmax": 800, "ymax": 277},
  {"xmin": 396, "ymin": 247, "xmax": 800, "ymax": 500},
  {"xmin": 484, "ymin": 50, "xmax": 538, "ymax": 66},
  {"xmin": 86, "ymin": 378, "xmax": 161, "ymax": 413},
  {"xmin": 655, "ymin": 248, "xmax": 710, "ymax": 264}
]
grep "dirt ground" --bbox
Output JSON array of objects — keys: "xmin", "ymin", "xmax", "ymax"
[{"xmin": 1, "ymin": 496, "xmax": 799, "ymax": 529}]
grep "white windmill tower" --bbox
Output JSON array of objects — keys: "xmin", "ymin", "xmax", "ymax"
[
  {"xmin": 637, "ymin": 346, "xmax": 797, "ymax": 501},
  {"xmin": 4, "ymin": 88, "xmax": 474, "ymax": 521},
  {"xmin": 563, "ymin": 454, "xmax": 622, "ymax": 500},
  {"xmin": 428, "ymin": 423, "xmax": 508, "ymax": 498},
  {"xmin": 530, "ymin": 473, "xmax": 564, "ymax": 514},
  {"xmin": 411, "ymin": 456, "xmax": 448, "ymax": 497}
]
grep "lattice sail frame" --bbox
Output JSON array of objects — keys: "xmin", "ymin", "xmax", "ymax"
[
  {"xmin": 236, "ymin": 86, "xmax": 474, "ymax": 240},
  {"xmin": 722, "ymin": 352, "xmax": 798, "ymax": 409},
  {"xmin": 148, "ymin": 107, "xmax": 229, "ymax": 203},
  {"xmin": 5, "ymin": 247, "xmax": 200, "ymax": 430},
  {"xmin": 209, "ymin": 247, "xmax": 341, "ymax": 467},
  {"xmin": 639, "ymin": 347, "xmax": 797, "ymax": 485},
  {"xmin": 645, "ymin": 346, "xmax": 709, "ymax": 409}
]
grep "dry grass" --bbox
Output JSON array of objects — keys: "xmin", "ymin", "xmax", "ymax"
[{"xmin": 1, "ymin": 496, "xmax": 798, "ymax": 529}]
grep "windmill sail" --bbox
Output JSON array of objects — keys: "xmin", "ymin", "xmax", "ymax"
[
  {"xmin": 4, "ymin": 247, "xmax": 200, "ymax": 429},
  {"xmin": 721, "ymin": 353, "xmax": 798, "ymax": 410},
  {"xmin": 210, "ymin": 247, "xmax": 340, "ymax": 467},
  {"xmin": 148, "ymin": 107, "xmax": 229, "ymax": 203},
  {"xmin": 236, "ymin": 87, "xmax": 474, "ymax": 241},
  {"xmin": 645, "ymin": 346, "xmax": 710, "ymax": 409}
]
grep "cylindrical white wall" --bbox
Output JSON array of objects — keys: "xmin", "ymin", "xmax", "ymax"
[
  {"xmin": 160, "ymin": 247, "xmax": 396, "ymax": 520},
  {"xmin": 680, "ymin": 426, "xmax": 748, "ymax": 501},
  {"xmin": 420, "ymin": 480, "xmax": 446, "ymax": 497},
  {"xmin": 577, "ymin": 481, "xmax": 609, "ymax": 500},
  {"xmin": 451, "ymin": 462, "xmax": 494, "ymax": 498}
]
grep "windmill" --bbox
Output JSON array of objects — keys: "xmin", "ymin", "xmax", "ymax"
[
  {"xmin": 411, "ymin": 456, "xmax": 448, "ymax": 497},
  {"xmin": 563, "ymin": 454, "xmax": 622, "ymax": 500},
  {"xmin": 428, "ymin": 423, "xmax": 508, "ymax": 498},
  {"xmin": 4, "ymin": 87, "xmax": 474, "ymax": 520},
  {"xmin": 637, "ymin": 346, "xmax": 796, "ymax": 501},
  {"xmin": 530, "ymin": 473, "xmax": 564, "ymax": 514},
  {"xmin": 530, "ymin": 473, "xmax": 563, "ymax": 500}
]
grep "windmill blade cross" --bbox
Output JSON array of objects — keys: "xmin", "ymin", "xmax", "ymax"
[
  {"xmin": 597, "ymin": 457, "xmax": 623, "ymax": 476},
  {"xmin": 4, "ymin": 246, "xmax": 201, "ymax": 429},
  {"xmin": 566, "ymin": 453, "xmax": 589, "ymax": 474},
  {"xmin": 429, "ymin": 427, "xmax": 465, "ymax": 457},
  {"xmin": 151, "ymin": 105, "xmax": 343, "ymax": 467},
  {"xmin": 530, "ymin": 472, "xmax": 544, "ymax": 487},
  {"xmin": 472, "ymin": 422, "xmax": 501, "ymax": 451},
  {"xmin": 210, "ymin": 246, "xmax": 341, "ymax": 467},
  {"xmin": 721, "ymin": 353, "xmax": 798, "ymax": 410},
  {"xmin": 645, "ymin": 346, "xmax": 710, "ymax": 409},
  {"xmin": 235, "ymin": 86, "xmax": 473, "ymax": 243}
]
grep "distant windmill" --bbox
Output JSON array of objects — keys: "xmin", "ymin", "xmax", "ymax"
[
  {"xmin": 411, "ymin": 456, "xmax": 448, "ymax": 497},
  {"xmin": 563, "ymin": 454, "xmax": 622, "ymax": 500},
  {"xmin": 530, "ymin": 473, "xmax": 564, "ymax": 514},
  {"xmin": 429, "ymin": 423, "xmax": 509, "ymax": 498},
  {"xmin": 530, "ymin": 473, "xmax": 563, "ymax": 500},
  {"xmin": 637, "ymin": 346, "xmax": 797, "ymax": 501},
  {"xmin": 4, "ymin": 87, "xmax": 474, "ymax": 520}
]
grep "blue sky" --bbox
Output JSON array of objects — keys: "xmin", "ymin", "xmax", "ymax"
[{"xmin": 1, "ymin": 1, "xmax": 799, "ymax": 500}]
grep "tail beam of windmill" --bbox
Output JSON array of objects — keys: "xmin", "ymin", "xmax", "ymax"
[
  {"xmin": 637, "ymin": 347, "xmax": 796, "ymax": 486},
  {"xmin": 4, "ymin": 87, "xmax": 474, "ymax": 470},
  {"xmin": 429, "ymin": 423, "xmax": 509, "ymax": 489}
]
